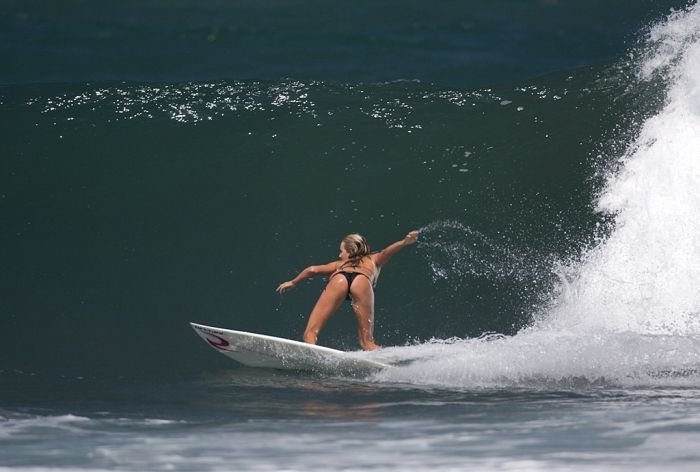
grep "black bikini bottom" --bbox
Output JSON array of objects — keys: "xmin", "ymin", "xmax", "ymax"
[{"xmin": 334, "ymin": 271, "xmax": 369, "ymax": 301}]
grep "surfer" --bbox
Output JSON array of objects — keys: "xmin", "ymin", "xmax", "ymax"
[{"xmin": 276, "ymin": 230, "xmax": 419, "ymax": 350}]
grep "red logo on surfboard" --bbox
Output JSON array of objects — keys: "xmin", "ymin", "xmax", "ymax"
[{"xmin": 204, "ymin": 333, "xmax": 237, "ymax": 352}]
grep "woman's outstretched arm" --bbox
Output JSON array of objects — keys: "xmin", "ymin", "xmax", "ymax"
[
  {"xmin": 276, "ymin": 261, "xmax": 339, "ymax": 293},
  {"xmin": 372, "ymin": 230, "xmax": 419, "ymax": 267}
]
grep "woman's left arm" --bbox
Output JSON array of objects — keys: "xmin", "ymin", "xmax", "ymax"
[{"xmin": 372, "ymin": 230, "xmax": 419, "ymax": 267}]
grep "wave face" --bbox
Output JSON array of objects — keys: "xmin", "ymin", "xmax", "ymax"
[
  {"xmin": 1, "ymin": 3, "xmax": 699, "ymax": 385},
  {"xmin": 375, "ymin": 4, "xmax": 700, "ymax": 389},
  {"xmin": 1, "ymin": 76, "xmax": 602, "ymax": 375}
]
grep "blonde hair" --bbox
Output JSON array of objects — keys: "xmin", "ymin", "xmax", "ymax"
[{"xmin": 342, "ymin": 233, "xmax": 371, "ymax": 262}]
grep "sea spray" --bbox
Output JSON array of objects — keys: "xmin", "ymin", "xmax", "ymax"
[
  {"xmin": 372, "ymin": 331, "xmax": 700, "ymax": 389},
  {"xmin": 413, "ymin": 220, "xmax": 561, "ymax": 336},
  {"xmin": 417, "ymin": 220, "xmax": 537, "ymax": 284},
  {"xmin": 545, "ymin": 3, "xmax": 700, "ymax": 336},
  {"xmin": 374, "ymin": 4, "xmax": 700, "ymax": 388}
]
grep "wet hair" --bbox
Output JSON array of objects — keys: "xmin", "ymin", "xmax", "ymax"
[{"xmin": 342, "ymin": 234, "xmax": 371, "ymax": 263}]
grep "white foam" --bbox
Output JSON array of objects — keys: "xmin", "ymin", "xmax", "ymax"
[
  {"xmin": 546, "ymin": 3, "xmax": 700, "ymax": 337},
  {"xmin": 373, "ymin": 4, "xmax": 700, "ymax": 389},
  {"xmin": 373, "ymin": 330, "xmax": 700, "ymax": 389},
  {"xmin": 0, "ymin": 469, "xmax": 114, "ymax": 472},
  {"xmin": 0, "ymin": 414, "xmax": 91, "ymax": 439},
  {"xmin": 0, "ymin": 413, "xmax": 183, "ymax": 441}
]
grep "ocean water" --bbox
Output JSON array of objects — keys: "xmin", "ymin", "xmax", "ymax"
[{"xmin": 3, "ymin": 1, "xmax": 700, "ymax": 470}]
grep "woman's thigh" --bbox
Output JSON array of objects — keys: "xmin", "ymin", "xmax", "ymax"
[
  {"xmin": 306, "ymin": 274, "xmax": 348, "ymax": 326},
  {"xmin": 349, "ymin": 276, "xmax": 374, "ymax": 317}
]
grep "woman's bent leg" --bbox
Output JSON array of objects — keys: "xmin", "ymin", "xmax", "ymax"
[
  {"xmin": 303, "ymin": 275, "xmax": 347, "ymax": 345},
  {"xmin": 349, "ymin": 278, "xmax": 379, "ymax": 351}
]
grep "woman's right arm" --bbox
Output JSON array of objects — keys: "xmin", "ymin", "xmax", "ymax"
[{"xmin": 276, "ymin": 261, "xmax": 339, "ymax": 293}]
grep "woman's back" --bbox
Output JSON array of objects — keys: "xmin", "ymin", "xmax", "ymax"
[{"xmin": 335, "ymin": 255, "xmax": 381, "ymax": 286}]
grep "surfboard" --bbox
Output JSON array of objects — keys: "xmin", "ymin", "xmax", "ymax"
[{"xmin": 190, "ymin": 322, "xmax": 389, "ymax": 375}]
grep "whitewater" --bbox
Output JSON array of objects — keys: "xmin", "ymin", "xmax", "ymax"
[
  {"xmin": 374, "ymin": 4, "xmax": 700, "ymax": 390},
  {"xmin": 3, "ymin": 3, "xmax": 700, "ymax": 472}
]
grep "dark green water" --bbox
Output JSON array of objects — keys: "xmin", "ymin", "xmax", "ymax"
[
  {"xmin": 0, "ymin": 0, "xmax": 688, "ymax": 377},
  {"xmin": 1, "ymin": 0, "xmax": 684, "ymax": 86},
  {"xmin": 2, "ymin": 73, "xmax": 620, "ymax": 376},
  {"xmin": 3, "ymin": 1, "xmax": 700, "ymax": 471}
]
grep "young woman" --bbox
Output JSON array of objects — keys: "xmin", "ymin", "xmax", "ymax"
[{"xmin": 276, "ymin": 230, "xmax": 419, "ymax": 350}]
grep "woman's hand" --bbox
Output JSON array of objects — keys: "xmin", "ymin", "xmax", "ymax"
[
  {"xmin": 276, "ymin": 281, "xmax": 296, "ymax": 293},
  {"xmin": 404, "ymin": 230, "xmax": 419, "ymax": 245}
]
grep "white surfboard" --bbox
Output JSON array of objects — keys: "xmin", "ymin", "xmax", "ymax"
[{"xmin": 190, "ymin": 323, "xmax": 389, "ymax": 375}]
